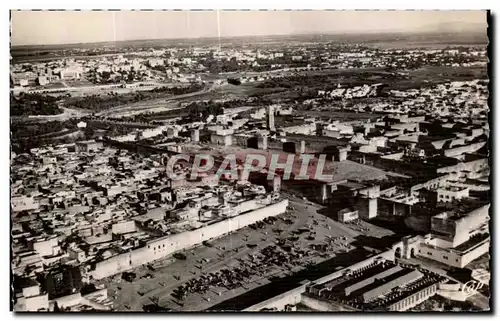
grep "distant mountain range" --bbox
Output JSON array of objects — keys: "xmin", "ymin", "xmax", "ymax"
[
  {"xmin": 11, "ymin": 26, "xmax": 488, "ymax": 51},
  {"xmin": 420, "ymin": 21, "xmax": 487, "ymax": 34}
]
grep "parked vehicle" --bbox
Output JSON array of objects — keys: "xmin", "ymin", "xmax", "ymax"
[
  {"xmin": 174, "ymin": 252, "xmax": 187, "ymax": 260},
  {"xmin": 121, "ymin": 272, "xmax": 137, "ymax": 282}
]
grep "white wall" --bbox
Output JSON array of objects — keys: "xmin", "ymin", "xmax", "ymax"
[
  {"xmin": 112, "ymin": 221, "xmax": 137, "ymax": 235},
  {"xmin": 444, "ymin": 142, "xmax": 487, "ymax": 158},
  {"xmin": 23, "ymin": 293, "xmax": 49, "ymax": 311},
  {"xmin": 388, "ymin": 284, "xmax": 438, "ymax": 311},
  {"xmin": 90, "ymin": 200, "xmax": 288, "ymax": 279},
  {"xmin": 381, "ymin": 152, "xmax": 404, "ymax": 160},
  {"xmin": 452, "ymin": 204, "xmax": 490, "ymax": 247},
  {"xmin": 32, "ymin": 237, "xmax": 59, "ymax": 257},
  {"xmin": 243, "ymin": 286, "xmax": 305, "ymax": 311},
  {"xmin": 52, "ymin": 293, "xmax": 83, "ymax": 309},
  {"xmin": 418, "ymin": 238, "xmax": 489, "ymax": 268},
  {"xmin": 301, "ymin": 294, "xmax": 356, "ymax": 311},
  {"xmin": 460, "ymin": 239, "xmax": 490, "ymax": 268},
  {"xmin": 437, "ymin": 158, "xmax": 488, "ymax": 174},
  {"xmin": 11, "ymin": 196, "xmax": 39, "ymax": 212},
  {"xmin": 22, "ymin": 285, "xmax": 40, "ymax": 298}
]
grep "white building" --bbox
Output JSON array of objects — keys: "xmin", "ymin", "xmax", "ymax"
[
  {"xmin": 417, "ymin": 204, "xmax": 490, "ymax": 268},
  {"xmin": 337, "ymin": 208, "xmax": 359, "ymax": 223},
  {"xmin": 60, "ymin": 68, "xmax": 82, "ymax": 80},
  {"xmin": 11, "ymin": 195, "xmax": 39, "ymax": 212}
]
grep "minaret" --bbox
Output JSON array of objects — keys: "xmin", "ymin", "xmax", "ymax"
[
  {"xmin": 267, "ymin": 105, "xmax": 275, "ymax": 131},
  {"xmin": 191, "ymin": 129, "xmax": 200, "ymax": 143}
]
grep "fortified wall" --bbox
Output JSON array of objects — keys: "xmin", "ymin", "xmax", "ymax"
[{"xmin": 89, "ymin": 199, "xmax": 289, "ymax": 279}]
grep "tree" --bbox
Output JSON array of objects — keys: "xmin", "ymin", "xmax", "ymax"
[
  {"xmin": 10, "ymin": 93, "xmax": 62, "ymax": 116},
  {"xmin": 227, "ymin": 78, "xmax": 241, "ymax": 85},
  {"xmin": 84, "ymin": 127, "xmax": 95, "ymax": 140},
  {"xmin": 101, "ymin": 71, "xmax": 111, "ymax": 80},
  {"xmin": 127, "ymin": 72, "xmax": 135, "ymax": 82},
  {"xmin": 43, "ymin": 274, "xmax": 56, "ymax": 298}
]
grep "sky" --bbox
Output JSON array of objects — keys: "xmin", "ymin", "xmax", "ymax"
[{"xmin": 11, "ymin": 10, "xmax": 487, "ymax": 46}]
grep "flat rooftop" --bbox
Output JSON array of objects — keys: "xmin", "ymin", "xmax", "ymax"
[
  {"xmin": 438, "ymin": 186, "xmax": 468, "ymax": 192},
  {"xmin": 454, "ymin": 233, "xmax": 489, "ymax": 252},
  {"xmin": 337, "ymin": 181, "xmax": 367, "ymax": 190},
  {"xmin": 310, "ymin": 260, "xmax": 446, "ymax": 311}
]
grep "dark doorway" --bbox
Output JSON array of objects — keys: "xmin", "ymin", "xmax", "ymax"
[
  {"xmin": 247, "ymin": 137, "xmax": 259, "ymax": 149},
  {"xmin": 283, "ymin": 142, "xmax": 296, "ymax": 154},
  {"xmin": 395, "ymin": 247, "xmax": 402, "ymax": 258}
]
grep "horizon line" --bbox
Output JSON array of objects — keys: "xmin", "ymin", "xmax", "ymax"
[{"xmin": 10, "ymin": 29, "xmax": 487, "ymax": 49}]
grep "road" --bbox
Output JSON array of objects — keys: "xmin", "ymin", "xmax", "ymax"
[{"xmin": 96, "ymin": 81, "xmax": 222, "ymax": 118}]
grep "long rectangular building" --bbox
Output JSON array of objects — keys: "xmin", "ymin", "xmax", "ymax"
[{"xmin": 239, "ymin": 249, "xmax": 446, "ymax": 312}]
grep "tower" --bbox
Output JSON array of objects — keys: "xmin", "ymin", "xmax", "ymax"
[
  {"xmin": 300, "ymin": 141, "xmax": 306, "ymax": 154},
  {"xmin": 267, "ymin": 105, "xmax": 275, "ymax": 131},
  {"xmin": 258, "ymin": 133, "xmax": 268, "ymax": 150},
  {"xmin": 191, "ymin": 129, "xmax": 200, "ymax": 143}
]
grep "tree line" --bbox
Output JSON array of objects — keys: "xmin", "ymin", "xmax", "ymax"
[
  {"xmin": 10, "ymin": 93, "xmax": 63, "ymax": 117},
  {"xmin": 65, "ymin": 83, "xmax": 205, "ymax": 111}
]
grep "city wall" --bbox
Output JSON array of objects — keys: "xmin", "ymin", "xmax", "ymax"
[{"xmin": 89, "ymin": 200, "xmax": 288, "ymax": 279}]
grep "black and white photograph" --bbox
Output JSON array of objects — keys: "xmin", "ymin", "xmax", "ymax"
[{"xmin": 9, "ymin": 9, "xmax": 491, "ymax": 313}]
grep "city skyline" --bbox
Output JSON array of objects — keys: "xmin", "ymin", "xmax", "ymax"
[{"xmin": 11, "ymin": 10, "xmax": 487, "ymax": 46}]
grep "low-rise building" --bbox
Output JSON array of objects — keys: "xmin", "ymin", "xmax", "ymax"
[
  {"xmin": 337, "ymin": 208, "xmax": 358, "ymax": 223},
  {"xmin": 436, "ymin": 186, "xmax": 469, "ymax": 203}
]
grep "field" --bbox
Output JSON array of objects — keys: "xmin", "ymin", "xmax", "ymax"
[
  {"xmin": 177, "ymin": 65, "xmax": 488, "ymax": 107},
  {"xmin": 176, "ymin": 82, "xmax": 285, "ymax": 103},
  {"xmin": 30, "ymin": 63, "xmax": 485, "ymax": 121},
  {"xmin": 257, "ymin": 65, "xmax": 487, "ymax": 92}
]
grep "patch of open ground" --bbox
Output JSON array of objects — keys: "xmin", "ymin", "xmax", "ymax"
[{"xmin": 100, "ymin": 195, "xmax": 393, "ymax": 311}]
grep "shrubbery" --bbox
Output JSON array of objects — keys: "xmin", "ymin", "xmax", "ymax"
[{"xmin": 10, "ymin": 93, "xmax": 63, "ymax": 116}]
